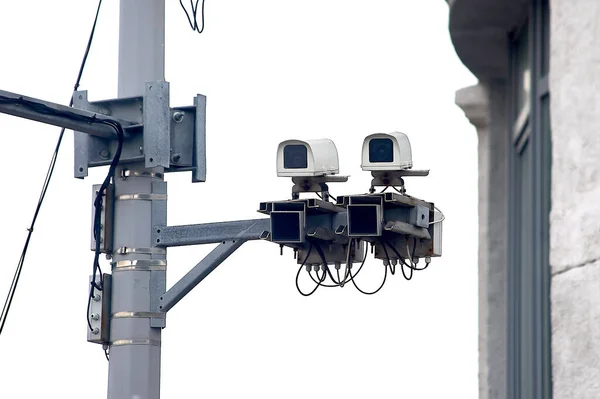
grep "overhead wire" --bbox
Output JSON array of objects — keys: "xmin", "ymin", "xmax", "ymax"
[{"xmin": 0, "ymin": 0, "xmax": 105, "ymax": 336}]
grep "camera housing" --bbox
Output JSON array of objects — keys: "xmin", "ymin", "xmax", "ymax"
[
  {"xmin": 277, "ymin": 139, "xmax": 340, "ymax": 177},
  {"xmin": 361, "ymin": 132, "xmax": 413, "ymax": 171}
]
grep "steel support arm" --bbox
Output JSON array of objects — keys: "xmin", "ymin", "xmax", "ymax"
[
  {"xmin": 159, "ymin": 240, "xmax": 246, "ymax": 312},
  {"xmin": 155, "ymin": 219, "xmax": 270, "ymax": 247},
  {"xmin": 0, "ymin": 89, "xmax": 133, "ymax": 138}
]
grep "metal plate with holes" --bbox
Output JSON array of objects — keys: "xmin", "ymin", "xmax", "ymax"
[
  {"xmin": 73, "ymin": 85, "xmax": 207, "ymax": 183},
  {"xmin": 87, "ymin": 274, "xmax": 111, "ymax": 345}
]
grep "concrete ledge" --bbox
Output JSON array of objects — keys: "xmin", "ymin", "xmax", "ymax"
[
  {"xmin": 455, "ymin": 84, "xmax": 489, "ymax": 129},
  {"xmin": 448, "ymin": 0, "xmax": 528, "ymax": 80}
]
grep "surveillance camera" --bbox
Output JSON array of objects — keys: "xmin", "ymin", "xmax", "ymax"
[
  {"xmin": 361, "ymin": 132, "xmax": 413, "ymax": 171},
  {"xmin": 277, "ymin": 139, "xmax": 340, "ymax": 177}
]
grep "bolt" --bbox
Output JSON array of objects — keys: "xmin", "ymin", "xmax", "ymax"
[
  {"xmin": 172, "ymin": 111, "xmax": 185, "ymax": 123},
  {"xmin": 92, "ymin": 327, "xmax": 100, "ymax": 335},
  {"xmin": 99, "ymin": 149, "xmax": 110, "ymax": 159},
  {"xmin": 93, "ymin": 294, "xmax": 101, "ymax": 302},
  {"xmin": 91, "ymin": 313, "xmax": 100, "ymax": 321},
  {"xmin": 171, "ymin": 153, "xmax": 182, "ymax": 163}
]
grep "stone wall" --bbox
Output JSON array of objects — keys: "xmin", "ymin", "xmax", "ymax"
[{"xmin": 550, "ymin": 1, "xmax": 600, "ymax": 398}]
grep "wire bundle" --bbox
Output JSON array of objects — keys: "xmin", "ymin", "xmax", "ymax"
[
  {"xmin": 179, "ymin": 0, "xmax": 206, "ymax": 34},
  {"xmin": 295, "ymin": 236, "xmax": 432, "ymax": 297}
]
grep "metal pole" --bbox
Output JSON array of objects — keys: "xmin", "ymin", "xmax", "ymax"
[{"xmin": 108, "ymin": 1, "xmax": 166, "ymax": 398}]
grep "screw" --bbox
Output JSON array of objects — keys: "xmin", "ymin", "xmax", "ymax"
[
  {"xmin": 93, "ymin": 294, "xmax": 101, "ymax": 302},
  {"xmin": 99, "ymin": 149, "xmax": 110, "ymax": 159},
  {"xmin": 91, "ymin": 313, "xmax": 100, "ymax": 321},
  {"xmin": 171, "ymin": 153, "xmax": 181, "ymax": 163},
  {"xmin": 92, "ymin": 327, "xmax": 100, "ymax": 335},
  {"xmin": 172, "ymin": 111, "xmax": 185, "ymax": 123}
]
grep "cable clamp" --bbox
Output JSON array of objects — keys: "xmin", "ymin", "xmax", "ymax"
[
  {"xmin": 116, "ymin": 193, "xmax": 167, "ymax": 201},
  {"xmin": 117, "ymin": 247, "xmax": 166, "ymax": 255},
  {"xmin": 120, "ymin": 169, "xmax": 164, "ymax": 180},
  {"xmin": 112, "ymin": 311, "xmax": 165, "ymax": 319},
  {"xmin": 112, "ymin": 259, "xmax": 166, "ymax": 272},
  {"xmin": 111, "ymin": 339, "xmax": 161, "ymax": 347}
]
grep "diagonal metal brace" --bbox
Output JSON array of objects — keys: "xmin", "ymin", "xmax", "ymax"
[{"xmin": 158, "ymin": 240, "xmax": 245, "ymax": 312}]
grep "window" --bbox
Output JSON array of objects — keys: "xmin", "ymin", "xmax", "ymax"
[{"xmin": 507, "ymin": 0, "xmax": 551, "ymax": 398}]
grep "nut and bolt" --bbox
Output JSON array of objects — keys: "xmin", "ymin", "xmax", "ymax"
[
  {"xmin": 172, "ymin": 111, "xmax": 185, "ymax": 123},
  {"xmin": 99, "ymin": 149, "xmax": 111, "ymax": 159}
]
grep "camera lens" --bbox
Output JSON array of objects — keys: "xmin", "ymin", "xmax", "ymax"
[
  {"xmin": 369, "ymin": 138, "xmax": 394, "ymax": 163},
  {"xmin": 284, "ymin": 145, "xmax": 308, "ymax": 169}
]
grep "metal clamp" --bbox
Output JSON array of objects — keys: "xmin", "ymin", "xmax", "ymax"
[
  {"xmin": 116, "ymin": 193, "xmax": 168, "ymax": 201},
  {"xmin": 112, "ymin": 259, "xmax": 167, "ymax": 271},
  {"xmin": 112, "ymin": 311, "xmax": 165, "ymax": 319},
  {"xmin": 120, "ymin": 169, "xmax": 164, "ymax": 180},
  {"xmin": 117, "ymin": 247, "xmax": 166, "ymax": 255},
  {"xmin": 111, "ymin": 339, "xmax": 161, "ymax": 347}
]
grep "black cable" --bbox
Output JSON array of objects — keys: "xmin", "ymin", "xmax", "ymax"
[
  {"xmin": 87, "ymin": 120, "xmax": 124, "ymax": 330},
  {"xmin": 180, "ymin": 0, "xmax": 206, "ymax": 34},
  {"xmin": 295, "ymin": 244, "xmax": 322, "ymax": 297},
  {"xmin": 381, "ymin": 241, "xmax": 396, "ymax": 276},
  {"xmin": 344, "ymin": 240, "xmax": 388, "ymax": 295},
  {"xmin": 348, "ymin": 256, "xmax": 388, "ymax": 295},
  {"xmin": 345, "ymin": 240, "xmax": 368, "ymax": 281},
  {"xmin": 0, "ymin": 0, "xmax": 105, "ymax": 337}
]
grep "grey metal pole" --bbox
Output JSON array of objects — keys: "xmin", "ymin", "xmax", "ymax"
[{"xmin": 107, "ymin": 1, "xmax": 166, "ymax": 398}]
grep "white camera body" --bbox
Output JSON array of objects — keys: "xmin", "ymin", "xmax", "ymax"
[
  {"xmin": 277, "ymin": 138, "xmax": 340, "ymax": 177},
  {"xmin": 361, "ymin": 132, "xmax": 413, "ymax": 172}
]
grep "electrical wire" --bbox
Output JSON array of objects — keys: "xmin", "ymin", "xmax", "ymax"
[
  {"xmin": 429, "ymin": 205, "xmax": 445, "ymax": 225},
  {"xmin": 0, "ymin": 0, "xmax": 105, "ymax": 337},
  {"xmin": 344, "ymin": 240, "xmax": 388, "ymax": 295},
  {"xmin": 180, "ymin": 0, "xmax": 206, "ymax": 34},
  {"xmin": 348, "ymin": 254, "xmax": 388, "ymax": 295},
  {"xmin": 295, "ymin": 244, "xmax": 321, "ymax": 296}
]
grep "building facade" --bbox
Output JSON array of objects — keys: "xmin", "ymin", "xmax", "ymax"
[{"xmin": 447, "ymin": 0, "xmax": 600, "ymax": 398}]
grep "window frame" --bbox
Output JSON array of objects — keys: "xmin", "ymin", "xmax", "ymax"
[{"xmin": 507, "ymin": 0, "xmax": 552, "ymax": 398}]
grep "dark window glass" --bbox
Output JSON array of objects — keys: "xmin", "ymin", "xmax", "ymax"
[
  {"xmin": 369, "ymin": 138, "xmax": 394, "ymax": 163},
  {"xmin": 283, "ymin": 145, "xmax": 308, "ymax": 169},
  {"xmin": 541, "ymin": 0, "xmax": 550, "ymax": 76}
]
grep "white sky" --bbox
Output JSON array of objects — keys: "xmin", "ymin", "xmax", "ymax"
[{"xmin": 0, "ymin": 1, "xmax": 478, "ymax": 398}]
